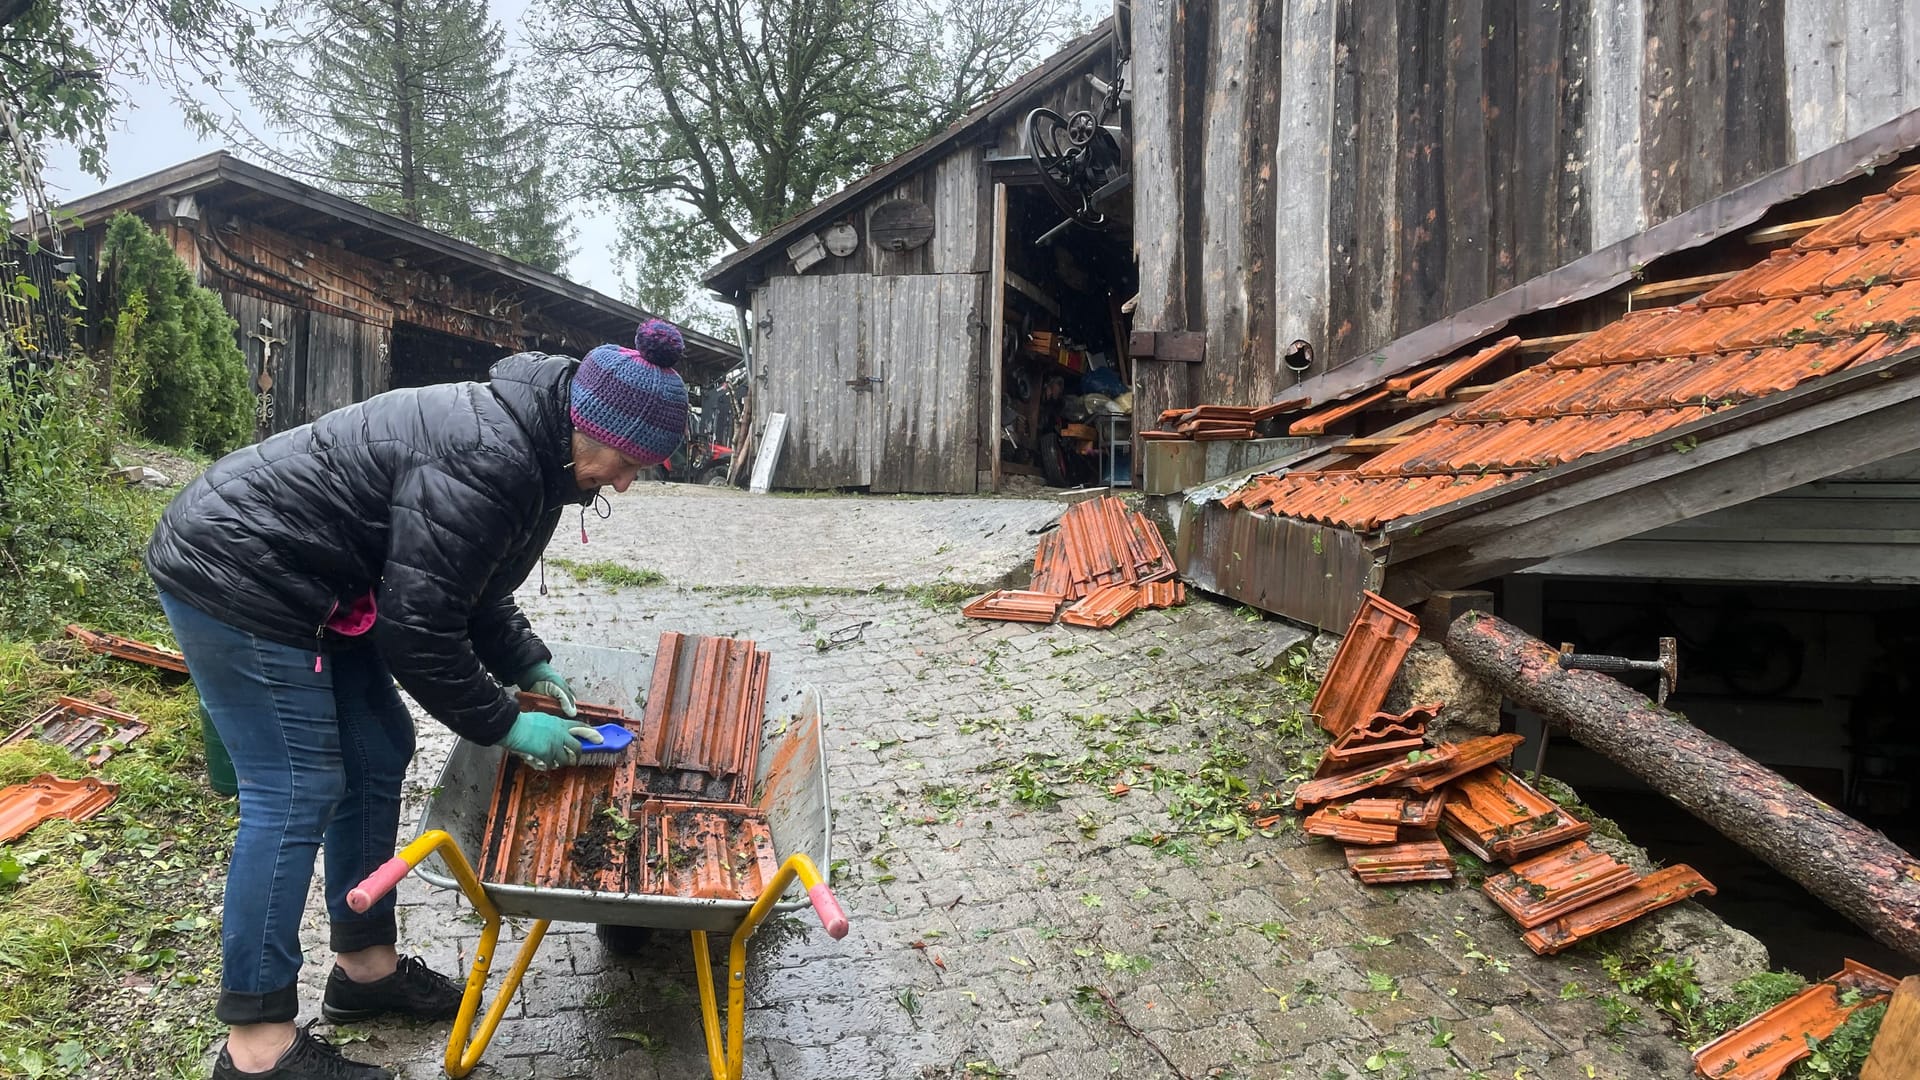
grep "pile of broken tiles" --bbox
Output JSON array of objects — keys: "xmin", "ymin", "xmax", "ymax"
[
  {"xmin": 1292, "ymin": 591, "xmax": 1716, "ymax": 955},
  {"xmin": 962, "ymin": 495, "xmax": 1184, "ymax": 630}
]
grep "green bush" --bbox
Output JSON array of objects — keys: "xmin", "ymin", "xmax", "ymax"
[{"xmin": 100, "ymin": 213, "xmax": 251, "ymax": 455}]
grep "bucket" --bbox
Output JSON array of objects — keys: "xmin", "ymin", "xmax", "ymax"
[{"xmin": 198, "ymin": 701, "xmax": 237, "ymax": 797}]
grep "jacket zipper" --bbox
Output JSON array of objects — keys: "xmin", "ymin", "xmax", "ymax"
[{"xmin": 316, "ymin": 599, "xmax": 337, "ymax": 674}]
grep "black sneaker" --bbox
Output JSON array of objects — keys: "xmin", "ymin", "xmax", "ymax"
[
  {"xmin": 320, "ymin": 955, "xmax": 463, "ymax": 1024},
  {"xmin": 211, "ymin": 1023, "xmax": 392, "ymax": 1079}
]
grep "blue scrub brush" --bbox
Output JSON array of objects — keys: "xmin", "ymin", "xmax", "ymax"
[{"xmin": 576, "ymin": 723, "xmax": 634, "ymax": 765}]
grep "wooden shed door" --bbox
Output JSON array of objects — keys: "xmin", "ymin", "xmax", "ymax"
[
  {"xmin": 758, "ymin": 275, "xmax": 872, "ymax": 488},
  {"xmin": 304, "ymin": 311, "xmax": 379, "ymax": 419},
  {"xmin": 867, "ymin": 274, "xmax": 981, "ymax": 494},
  {"xmin": 756, "ymin": 273, "xmax": 980, "ymax": 493}
]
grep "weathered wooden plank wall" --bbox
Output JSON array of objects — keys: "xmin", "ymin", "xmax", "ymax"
[
  {"xmin": 1131, "ymin": 1, "xmax": 1920, "ymax": 428},
  {"xmin": 759, "ymin": 276, "xmax": 866, "ymax": 489},
  {"xmin": 757, "ymin": 273, "xmax": 982, "ymax": 492}
]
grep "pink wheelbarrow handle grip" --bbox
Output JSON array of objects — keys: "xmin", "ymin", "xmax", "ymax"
[
  {"xmin": 347, "ymin": 855, "xmax": 413, "ymax": 913},
  {"xmin": 807, "ymin": 882, "xmax": 850, "ymax": 939}
]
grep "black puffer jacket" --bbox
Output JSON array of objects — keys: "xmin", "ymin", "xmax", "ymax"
[{"xmin": 147, "ymin": 352, "xmax": 589, "ymax": 745}]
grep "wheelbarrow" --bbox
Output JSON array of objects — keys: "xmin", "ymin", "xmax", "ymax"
[{"xmin": 346, "ymin": 641, "xmax": 846, "ymax": 1080}]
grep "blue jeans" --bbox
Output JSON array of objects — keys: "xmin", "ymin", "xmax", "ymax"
[{"xmin": 159, "ymin": 592, "xmax": 416, "ymax": 1025}]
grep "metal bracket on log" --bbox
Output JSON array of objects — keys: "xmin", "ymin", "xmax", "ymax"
[{"xmin": 1557, "ymin": 638, "xmax": 1678, "ymax": 705}]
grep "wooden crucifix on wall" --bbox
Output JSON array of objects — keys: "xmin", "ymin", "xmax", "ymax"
[{"xmin": 248, "ymin": 319, "xmax": 287, "ymax": 438}]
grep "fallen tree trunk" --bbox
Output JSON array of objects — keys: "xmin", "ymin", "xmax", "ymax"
[{"xmin": 1446, "ymin": 612, "xmax": 1920, "ymax": 964}]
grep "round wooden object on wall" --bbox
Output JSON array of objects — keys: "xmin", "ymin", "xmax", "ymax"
[
  {"xmin": 869, "ymin": 199, "xmax": 935, "ymax": 252},
  {"xmin": 823, "ymin": 222, "xmax": 859, "ymax": 257}
]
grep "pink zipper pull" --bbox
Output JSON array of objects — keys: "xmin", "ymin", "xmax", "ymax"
[{"xmin": 315, "ymin": 655, "xmax": 323, "ymax": 673}]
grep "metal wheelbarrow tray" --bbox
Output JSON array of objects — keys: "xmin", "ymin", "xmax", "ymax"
[{"xmin": 349, "ymin": 638, "xmax": 845, "ymax": 1080}]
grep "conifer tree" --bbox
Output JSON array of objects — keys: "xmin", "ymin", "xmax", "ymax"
[{"xmin": 244, "ymin": 0, "xmax": 572, "ymax": 270}]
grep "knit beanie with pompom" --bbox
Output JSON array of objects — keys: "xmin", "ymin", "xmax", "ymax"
[{"xmin": 569, "ymin": 318, "xmax": 689, "ymax": 466}]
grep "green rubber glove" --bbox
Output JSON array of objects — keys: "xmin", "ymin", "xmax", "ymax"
[
  {"xmin": 518, "ymin": 661, "xmax": 577, "ymax": 717},
  {"xmin": 501, "ymin": 711, "xmax": 602, "ymax": 770}
]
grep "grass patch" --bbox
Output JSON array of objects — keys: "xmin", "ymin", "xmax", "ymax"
[
  {"xmin": 900, "ymin": 581, "xmax": 975, "ymax": 608},
  {"xmin": 691, "ymin": 580, "xmax": 987, "ymax": 607},
  {"xmin": 691, "ymin": 582, "xmax": 872, "ymax": 600},
  {"xmin": 0, "ymin": 641, "xmax": 233, "ymax": 1078},
  {"xmin": 550, "ymin": 558, "xmax": 666, "ymax": 589},
  {"xmin": 1701, "ymin": 969, "xmax": 1809, "ymax": 1042}
]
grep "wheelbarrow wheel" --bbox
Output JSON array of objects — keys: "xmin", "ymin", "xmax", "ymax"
[{"xmin": 594, "ymin": 923, "xmax": 654, "ymax": 955}]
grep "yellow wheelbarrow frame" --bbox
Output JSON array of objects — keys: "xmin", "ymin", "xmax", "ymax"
[{"xmin": 348, "ymin": 830, "xmax": 848, "ymax": 1080}]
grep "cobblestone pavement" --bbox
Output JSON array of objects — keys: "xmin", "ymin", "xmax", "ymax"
[
  {"xmin": 553, "ymin": 485, "xmax": 1067, "ymax": 590},
  {"xmin": 290, "ymin": 493, "xmax": 1699, "ymax": 1079}
]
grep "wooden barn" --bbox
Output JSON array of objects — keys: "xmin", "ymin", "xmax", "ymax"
[
  {"xmin": 55, "ymin": 152, "xmax": 736, "ymax": 441},
  {"xmin": 703, "ymin": 26, "xmax": 1127, "ymax": 494},
  {"xmin": 712, "ymin": 2, "xmax": 1920, "ymax": 494}
]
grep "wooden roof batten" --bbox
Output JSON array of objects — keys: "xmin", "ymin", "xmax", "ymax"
[{"xmin": 41, "ymin": 152, "xmax": 738, "ymax": 368}]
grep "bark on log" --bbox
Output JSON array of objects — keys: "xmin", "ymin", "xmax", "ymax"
[{"xmin": 1445, "ymin": 612, "xmax": 1920, "ymax": 964}]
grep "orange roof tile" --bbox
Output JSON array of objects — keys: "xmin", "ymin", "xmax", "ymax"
[
  {"xmin": 0, "ymin": 774, "xmax": 117, "ymax": 843},
  {"xmin": 1524, "ymin": 864, "xmax": 1714, "ymax": 955},
  {"xmin": 1325, "ymin": 791, "xmax": 1449, "ymax": 829},
  {"xmin": 1483, "ymin": 840, "xmax": 1637, "ymax": 928},
  {"xmin": 63, "ymin": 625, "xmax": 188, "ymax": 674},
  {"xmin": 961, "ymin": 590, "xmax": 1065, "ymax": 623},
  {"xmin": 1230, "ymin": 175, "xmax": 1920, "ymax": 532},
  {"xmin": 480, "ymin": 633, "xmax": 782, "ymax": 898},
  {"xmin": 1691, "ymin": 959, "xmax": 1898, "ymax": 1080},
  {"xmin": 1289, "ymin": 389, "xmax": 1391, "ymax": 436},
  {"xmin": 1302, "ymin": 806, "xmax": 1401, "ymax": 845},
  {"xmin": 1060, "ymin": 583, "xmax": 1145, "ymax": 628},
  {"xmin": 1442, "ymin": 766, "xmax": 1592, "ymax": 862},
  {"xmin": 1407, "ymin": 336, "xmax": 1521, "ymax": 401},
  {"xmin": 1309, "ymin": 592, "xmax": 1421, "ymax": 737},
  {"xmin": 1346, "ymin": 837, "xmax": 1455, "ymax": 884},
  {"xmin": 0, "ymin": 696, "xmax": 148, "ymax": 767}
]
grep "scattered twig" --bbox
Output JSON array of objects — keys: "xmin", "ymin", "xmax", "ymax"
[{"xmin": 1090, "ymin": 986, "xmax": 1191, "ymax": 1080}]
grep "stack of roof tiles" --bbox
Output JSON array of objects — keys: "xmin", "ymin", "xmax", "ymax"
[
  {"xmin": 1229, "ymin": 168, "xmax": 1920, "ymax": 530},
  {"xmin": 479, "ymin": 631, "xmax": 781, "ymax": 902},
  {"xmin": 1140, "ymin": 399, "xmax": 1306, "ymax": 441},
  {"xmin": 0, "ymin": 640, "xmax": 170, "ymax": 840},
  {"xmin": 962, "ymin": 496, "xmax": 1184, "ymax": 629},
  {"xmin": 1291, "ymin": 592, "xmax": 1714, "ymax": 953}
]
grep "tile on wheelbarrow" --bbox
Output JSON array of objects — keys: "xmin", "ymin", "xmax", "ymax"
[
  {"xmin": 628, "ymin": 631, "xmax": 770, "ymax": 804},
  {"xmin": 479, "ymin": 754, "xmax": 777, "ymax": 900}
]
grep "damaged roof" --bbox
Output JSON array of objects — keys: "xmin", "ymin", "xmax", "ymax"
[{"xmin": 1226, "ymin": 167, "xmax": 1920, "ymax": 535}]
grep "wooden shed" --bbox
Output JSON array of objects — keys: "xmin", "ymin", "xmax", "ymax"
[
  {"xmin": 1128, "ymin": 0, "xmax": 1920, "ymax": 431},
  {"xmin": 704, "ymin": 27, "xmax": 1128, "ymax": 494},
  {"xmin": 55, "ymin": 152, "xmax": 736, "ymax": 440}
]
